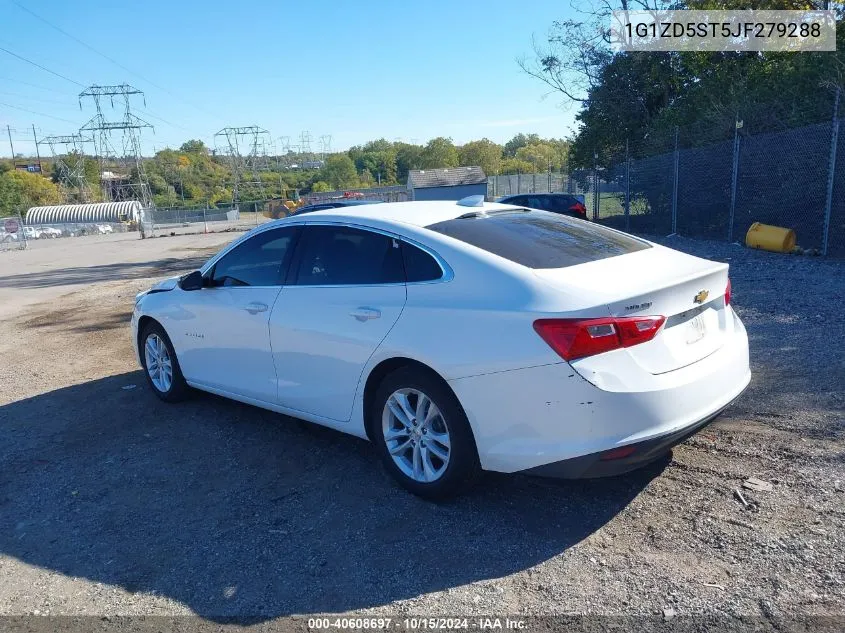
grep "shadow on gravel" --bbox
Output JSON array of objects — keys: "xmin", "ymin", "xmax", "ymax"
[
  {"xmin": 0, "ymin": 254, "xmax": 213, "ymax": 290},
  {"xmin": 0, "ymin": 373, "xmax": 663, "ymax": 621}
]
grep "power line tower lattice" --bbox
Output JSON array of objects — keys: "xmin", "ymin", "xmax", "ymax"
[
  {"xmin": 38, "ymin": 133, "xmax": 93, "ymax": 203},
  {"xmin": 214, "ymin": 126, "xmax": 272, "ymax": 205},
  {"xmin": 78, "ymin": 83, "xmax": 154, "ymax": 207},
  {"xmin": 319, "ymin": 135, "xmax": 331, "ymax": 160}
]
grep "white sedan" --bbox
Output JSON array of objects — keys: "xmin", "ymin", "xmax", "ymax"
[{"xmin": 132, "ymin": 198, "xmax": 750, "ymax": 498}]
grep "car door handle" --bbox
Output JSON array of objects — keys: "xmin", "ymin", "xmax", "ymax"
[
  {"xmin": 350, "ymin": 307, "xmax": 381, "ymax": 322},
  {"xmin": 244, "ymin": 302, "xmax": 269, "ymax": 314}
]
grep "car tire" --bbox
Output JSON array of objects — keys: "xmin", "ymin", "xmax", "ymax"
[
  {"xmin": 371, "ymin": 366, "xmax": 480, "ymax": 500},
  {"xmin": 140, "ymin": 321, "xmax": 189, "ymax": 402}
]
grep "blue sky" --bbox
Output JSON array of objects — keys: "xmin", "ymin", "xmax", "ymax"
[{"xmin": 0, "ymin": 0, "xmax": 577, "ymax": 157}]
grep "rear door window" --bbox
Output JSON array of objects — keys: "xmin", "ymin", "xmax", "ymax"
[
  {"xmin": 401, "ymin": 241, "xmax": 443, "ymax": 282},
  {"xmin": 426, "ymin": 210, "xmax": 649, "ymax": 269},
  {"xmin": 292, "ymin": 225, "xmax": 405, "ymax": 285}
]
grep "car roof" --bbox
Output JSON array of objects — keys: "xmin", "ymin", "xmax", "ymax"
[
  {"xmin": 498, "ymin": 193, "xmax": 576, "ymax": 200},
  {"xmin": 299, "ymin": 199, "xmax": 383, "ymax": 208},
  {"xmin": 290, "ymin": 200, "xmax": 520, "ymax": 229},
  {"xmin": 332, "ymin": 199, "xmax": 384, "ymax": 206}
]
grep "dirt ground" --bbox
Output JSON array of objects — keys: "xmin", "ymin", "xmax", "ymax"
[{"xmin": 0, "ymin": 230, "xmax": 843, "ymax": 625}]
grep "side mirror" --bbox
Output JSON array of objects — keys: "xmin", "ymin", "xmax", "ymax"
[{"xmin": 180, "ymin": 270, "xmax": 204, "ymax": 291}]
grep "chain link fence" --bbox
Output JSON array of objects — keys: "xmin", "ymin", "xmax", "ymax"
[
  {"xmin": 304, "ymin": 185, "xmax": 408, "ymax": 204},
  {"xmin": 487, "ymin": 174, "xmax": 568, "ymax": 198},
  {"xmin": 141, "ymin": 204, "xmax": 267, "ymax": 237},
  {"xmin": 0, "ymin": 212, "xmax": 27, "ymax": 252},
  {"xmin": 575, "ymin": 113, "xmax": 845, "ymax": 257}
]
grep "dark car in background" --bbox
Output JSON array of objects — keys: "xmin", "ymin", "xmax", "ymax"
[
  {"xmin": 295, "ymin": 199, "xmax": 384, "ymax": 215},
  {"xmin": 497, "ymin": 193, "xmax": 587, "ymax": 220}
]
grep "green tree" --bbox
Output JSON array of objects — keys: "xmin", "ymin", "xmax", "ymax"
[
  {"xmin": 320, "ymin": 154, "xmax": 359, "ymax": 190},
  {"xmin": 419, "ymin": 137, "xmax": 459, "ymax": 169},
  {"xmin": 500, "ymin": 157, "xmax": 534, "ymax": 174},
  {"xmin": 349, "ymin": 139, "xmax": 398, "ymax": 185},
  {"xmin": 311, "ymin": 180, "xmax": 331, "ymax": 192},
  {"xmin": 515, "ymin": 141, "xmax": 570, "ymax": 172},
  {"xmin": 503, "ymin": 133, "xmax": 541, "ymax": 158},
  {"xmin": 394, "ymin": 143, "xmax": 423, "ymax": 182},
  {"xmin": 180, "ymin": 139, "xmax": 208, "ymax": 154},
  {"xmin": 0, "ymin": 170, "xmax": 62, "ymax": 216},
  {"xmin": 459, "ymin": 139, "xmax": 503, "ymax": 175}
]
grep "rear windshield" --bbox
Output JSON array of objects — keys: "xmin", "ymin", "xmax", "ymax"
[{"xmin": 426, "ymin": 209, "xmax": 650, "ymax": 269}]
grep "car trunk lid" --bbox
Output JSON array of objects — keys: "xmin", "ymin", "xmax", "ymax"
[{"xmin": 533, "ymin": 244, "xmax": 729, "ymax": 374}]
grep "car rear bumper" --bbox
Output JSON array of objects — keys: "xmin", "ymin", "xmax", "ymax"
[
  {"xmin": 520, "ymin": 387, "xmax": 743, "ymax": 478},
  {"xmin": 448, "ymin": 310, "xmax": 750, "ymax": 474}
]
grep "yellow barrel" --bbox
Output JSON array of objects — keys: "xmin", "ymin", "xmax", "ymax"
[{"xmin": 745, "ymin": 222, "xmax": 796, "ymax": 253}]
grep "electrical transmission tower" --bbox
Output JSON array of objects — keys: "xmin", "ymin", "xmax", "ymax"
[
  {"xmin": 38, "ymin": 133, "xmax": 93, "ymax": 203},
  {"xmin": 319, "ymin": 135, "xmax": 332, "ymax": 160},
  {"xmin": 214, "ymin": 126, "xmax": 272, "ymax": 205},
  {"xmin": 277, "ymin": 136, "xmax": 291, "ymax": 167},
  {"xmin": 79, "ymin": 84, "xmax": 154, "ymax": 207},
  {"xmin": 299, "ymin": 131, "xmax": 312, "ymax": 160}
]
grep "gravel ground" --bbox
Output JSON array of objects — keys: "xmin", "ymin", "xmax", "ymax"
[{"xmin": 0, "ymin": 232, "xmax": 843, "ymax": 625}]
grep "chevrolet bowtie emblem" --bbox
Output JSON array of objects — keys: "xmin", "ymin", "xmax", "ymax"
[{"xmin": 693, "ymin": 290, "xmax": 709, "ymax": 304}]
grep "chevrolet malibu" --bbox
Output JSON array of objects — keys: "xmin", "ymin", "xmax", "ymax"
[{"xmin": 132, "ymin": 198, "xmax": 750, "ymax": 499}]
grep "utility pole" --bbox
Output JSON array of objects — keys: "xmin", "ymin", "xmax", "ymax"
[
  {"xmin": 32, "ymin": 125, "xmax": 42, "ymax": 173},
  {"xmin": 7, "ymin": 125, "xmax": 15, "ymax": 159}
]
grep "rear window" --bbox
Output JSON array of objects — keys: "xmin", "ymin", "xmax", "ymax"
[{"xmin": 425, "ymin": 210, "xmax": 650, "ymax": 269}]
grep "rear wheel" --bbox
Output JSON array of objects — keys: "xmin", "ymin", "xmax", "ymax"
[
  {"xmin": 140, "ymin": 322, "xmax": 189, "ymax": 402},
  {"xmin": 371, "ymin": 367, "xmax": 480, "ymax": 500}
]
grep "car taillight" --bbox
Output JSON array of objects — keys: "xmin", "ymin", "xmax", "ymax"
[
  {"xmin": 725, "ymin": 278, "xmax": 732, "ymax": 306},
  {"xmin": 533, "ymin": 316, "xmax": 666, "ymax": 361},
  {"xmin": 569, "ymin": 202, "xmax": 587, "ymax": 215}
]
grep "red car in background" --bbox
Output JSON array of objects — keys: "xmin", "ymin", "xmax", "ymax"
[{"xmin": 497, "ymin": 193, "xmax": 588, "ymax": 219}]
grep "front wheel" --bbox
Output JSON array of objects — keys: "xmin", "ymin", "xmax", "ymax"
[
  {"xmin": 140, "ymin": 322, "xmax": 189, "ymax": 402},
  {"xmin": 371, "ymin": 367, "xmax": 480, "ymax": 500}
]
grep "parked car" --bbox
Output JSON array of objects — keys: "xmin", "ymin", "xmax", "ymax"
[
  {"xmin": 497, "ymin": 193, "xmax": 588, "ymax": 219},
  {"xmin": 22, "ymin": 226, "xmax": 44, "ymax": 240},
  {"xmin": 132, "ymin": 198, "xmax": 749, "ymax": 499},
  {"xmin": 96, "ymin": 224, "xmax": 114, "ymax": 234},
  {"xmin": 295, "ymin": 199, "xmax": 384, "ymax": 215},
  {"xmin": 0, "ymin": 230, "xmax": 19, "ymax": 243},
  {"xmin": 39, "ymin": 226, "xmax": 62, "ymax": 238}
]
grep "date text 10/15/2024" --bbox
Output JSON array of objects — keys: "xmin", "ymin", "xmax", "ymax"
[{"xmin": 307, "ymin": 617, "xmax": 527, "ymax": 630}]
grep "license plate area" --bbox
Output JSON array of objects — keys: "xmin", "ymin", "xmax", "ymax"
[{"xmin": 685, "ymin": 314, "xmax": 707, "ymax": 345}]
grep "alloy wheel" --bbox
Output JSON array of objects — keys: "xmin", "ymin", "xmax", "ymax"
[
  {"xmin": 381, "ymin": 388, "xmax": 451, "ymax": 483},
  {"xmin": 144, "ymin": 333, "xmax": 173, "ymax": 393}
]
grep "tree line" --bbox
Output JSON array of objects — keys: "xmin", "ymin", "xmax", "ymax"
[
  {"xmin": 520, "ymin": 0, "xmax": 845, "ymax": 167},
  {"xmin": 0, "ymin": 133, "xmax": 570, "ymax": 216}
]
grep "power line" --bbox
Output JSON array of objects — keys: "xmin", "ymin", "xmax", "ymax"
[
  {"xmin": 10, "ymin": 2, "xmax": 162, "ymax": 92},
  {"xmin": 138, "ymin": 108, "xmax": 191, "ymax": 132},
  {"xmin": 9, "ymin": 1, "xmax": 227, "ymax": 125},
  {"xmin": 0, "ymin": 75, "xmax": 71, "ymax": 93},
  {"xmin": 0, "ymin": 101, "xmax": 78, "ymax": 124},
  {"xmin": 0, "ymin": 45, "xmax": 84, "ymax": 87},
  {"xmin": 0, "ymin": 91, "xmax": 79, "ymax": 108}
]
